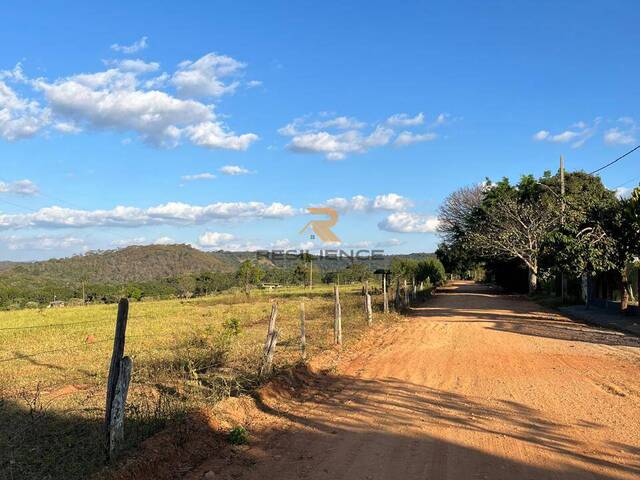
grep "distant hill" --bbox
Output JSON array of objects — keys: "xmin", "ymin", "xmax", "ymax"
[
  {"xmin": 2, "ymin": 244, "xmax": 238, "ymax": 284},
  {"xmin": 0, "ymin": 244, "xmax": 434, "ymax": 286}
]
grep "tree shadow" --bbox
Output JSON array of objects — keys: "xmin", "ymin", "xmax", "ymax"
[
  {"xmin": 410, "ymin": 284, "xmax": 640, "ymax": 348},
  {"xmin": 185, "ymin": 366, "xmax": 639, "ymax": 480}
]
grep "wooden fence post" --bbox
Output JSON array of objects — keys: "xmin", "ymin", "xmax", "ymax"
[
  {"xmin": 105, "ymin": 298, "xmax": 132, "ymax": 460},
  {"xmin": 260, "ymin": 330, "xmax": 278, "ymax": 377},
  {"xmin": 263, "ymin": 303, "xmax": 277, "ymax": 355},
  {"xmin": 300, "ymin": 301, "xmax": 306, "ymax": 360},
  {"xmin": 383, "ymin": 274, "xmax": 389, "ymax": 313},
  {"xmin": 394, "ymin": 278, "xmax": 401, "ymax": 310},
  {"xmin": 334, "ymin": 284, "xmax": 342, "ymax": 345},
  {"xmin": 365, "ymin": 293, "xmax": 373, "ymax": 325}
]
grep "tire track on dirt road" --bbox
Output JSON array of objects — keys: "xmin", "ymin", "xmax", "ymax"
[{"xmin": 185, "ymin": 282, "xmax": 640, "ymax": 480}]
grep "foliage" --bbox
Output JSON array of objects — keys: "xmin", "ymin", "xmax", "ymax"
[{"xmin": 228, "ymin": 426, "xmax": 249, "ymax": 445}]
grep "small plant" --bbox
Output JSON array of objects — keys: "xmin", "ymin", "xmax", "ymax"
[
  {"xmin": 223, "ymin": 317, "xmax": 241, "ymax": 336},
  {"xmin": 228, "ymin": 426, "xmax": 248, "ymax": 445}
]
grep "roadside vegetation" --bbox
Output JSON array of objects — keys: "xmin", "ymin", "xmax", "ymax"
[{"xmin": 436, "ymin": 170, "xmax": 640, "ymax": 310}]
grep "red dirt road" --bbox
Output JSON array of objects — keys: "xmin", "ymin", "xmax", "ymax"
[{"xmin": 190, "ymin": 282, "xmax": 640, "ymax": 480}]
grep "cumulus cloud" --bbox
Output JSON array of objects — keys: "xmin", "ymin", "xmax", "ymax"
[
  {"xmin": 394, "ymin": 131, "xmax": 437, "ymax": 147},
  {"xmin": 386, "ymin": 112, "xmax": 424, "ymax": 126},
  {"xmin": 171, "ymin": 53, "xmax": 245, "ymax": 98},
  {"xmin": 111, "ymin": 36, "xmax": 148, "ymax": 54},
  {"xmin": 378, "ymin": 212, "xmax": 439, "ymax": 233},
  {"xmin": 320, "ymin": 193, "xmax": 413, "ymax": 212},
  {"xmin": 185, "ymin": 121, "xmax": 258, "ymax": 151},
  {"xmin": 219, "ymin": 165, "xmax": 253, "ymax": 175},
  {"xmin": 0, "ymin": 200, "xmax": 296, "ymax": 230},
  {"xmin": 287, "ymin": 125, "xmax": 394, "ymax": 160},
  {"xmin": 0, "ymin": 234, "xmax": 85, "ymax": 251},
  {"xmin": 0, "ymin": 179, "xmax": 39, "ymax": 195},
  {"xmin": 0, "ymin": 52, "xmax": 258, "ymax": 150},
  {"xmin": 181, "ymin": 172, "xmax": 216, "ymax": 181},
  {"xmin": 0, "ymin": 80, "xmax": 50, "ymax": 140},
  {"xmin": 198, "ymin": 231, "xmax": 235, "ymax": 247},
  {"xmin": 280, "ymin": 112, "xmax": 450, "ymax": 160}
]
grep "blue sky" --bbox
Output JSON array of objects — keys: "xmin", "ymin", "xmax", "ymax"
[{"xmin": 1, "ymin": 0, "xmax": 639, "ymax": 261}]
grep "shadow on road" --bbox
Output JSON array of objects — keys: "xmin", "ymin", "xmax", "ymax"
[{"xmin": 411, "ymin": 283, "xmax": 640, "ymax": 348}]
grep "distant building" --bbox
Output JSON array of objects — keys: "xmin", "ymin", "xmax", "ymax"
[{"xmin": 47, "ymin": 300, "xmax": 65, "ymax": 308}]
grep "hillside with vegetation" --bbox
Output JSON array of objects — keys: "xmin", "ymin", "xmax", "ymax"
[{"xmin": 0, "ymin": 244, "xmax": 436, "ymax": 309}]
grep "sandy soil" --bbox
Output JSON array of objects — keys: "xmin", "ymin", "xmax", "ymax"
[{"xmin": 138, "ymin": 282, "xmax": 640, "ymax": 480}]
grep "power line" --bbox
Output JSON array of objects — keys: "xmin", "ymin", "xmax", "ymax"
[
  {"xmin": 612, "ymin": 175, "xmax": 640, "ymax": 190},
  {"xmin": 589, "ymin": 144, "xmax": 640, "ymax": 175}
]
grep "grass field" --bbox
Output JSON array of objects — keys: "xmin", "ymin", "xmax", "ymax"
[{"xmin": 0, "ymin": 284, "xmax": 403, "ymax": 480}]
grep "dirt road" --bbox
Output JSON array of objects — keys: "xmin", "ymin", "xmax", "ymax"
[{"xmin": 190, "ymin": 282, "xmax": 640, "ymax": 480}]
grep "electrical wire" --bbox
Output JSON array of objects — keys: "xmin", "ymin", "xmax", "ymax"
[{"xmin": 589, "ymin": 144, "xmax": 640, "ymax": 175}]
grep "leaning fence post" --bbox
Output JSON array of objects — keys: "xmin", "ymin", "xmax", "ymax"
[
  {"xmin": 365, "ymin": 293, "xmax": 373, "ymax": 325},
  {"xmin": 300, "ymin": 301, "xmax": 306, "ymax": 360},
  {"xmin": 383, "ymin": 274, "xmax": 389, "ymax": 313},
  {"xmin": 334, "ymin": 284, "xmax": 342, "ymax": 345},
  {"xmin": 105, "ymin": 298, "xmax": 131, "ymax": 460},
  {"xmin": 260, "ymin": 330, "xmax": 278, "ymax": 377},
  {"xmin": 263, "ymin": 303, "xmax": 277, "ymax": 354}
]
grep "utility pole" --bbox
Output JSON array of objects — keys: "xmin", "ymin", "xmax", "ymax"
[
  {"xmin": 82, "ymin": 281, "xmax": 86, "ymax": 305},
  {"xmin": 309, "ymin": 259, "xmax": 313, "ymax": 289},
  {"xmin": 560, "ymin": 155, "xmax": 567, "ymax": 303}
]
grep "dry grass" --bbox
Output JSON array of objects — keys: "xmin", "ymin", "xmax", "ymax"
[{"xmin": 0, "ymin": 284, "xmax": 401, "ymax": 480}]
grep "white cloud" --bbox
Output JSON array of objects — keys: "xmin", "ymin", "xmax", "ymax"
[
  {"xmin": 181, "ymin": 172, "xmax": 216, "ymax": 181},
  {"xmin": 185, "ymin": 121, "xmax": 258, "ymax": 151},
  {"xmin": 219, "ymin": 165, "xmax": 253, "ymax": 175},
  {"xmin": 533, "ymin": 130, "xmax": 550, "ymax": 141},
  {"xmin": 104, "ymin": 59, "xmax": 160, "ymax": 73},
  {"xmin": 154, "ymin": 236, "xmax": 174, "ymax": 245},
  {"xmin": 246, "ymin": 80, "xmax": 263, "ymax": 88},
  {"xmin": 386, "ymin": 112, "xmax": 424, "ymax": 126},
  {"xmin": 378, "ymin": 212, "xmax": 439, "ymax": 233},
  {"xmin": 394, "ymin": 131, "xmax": 437, "ymax": 147},
  {"xmin": 0, "ymin": 80, "xmax": 50, "ymax": 140},
  {"xmin": 198, "ymin": 231, "xmax": 235, "ymax": 247},
  {"xmin": 111, "ymin": 37, "xmax": 148, "ymax": 54},
  {"xmin": 615, "ymin": 186, "xmax": 633, "ymax": 199},
  {"xmin": 604, "ymin": 118, "xmax": 637, "ymax": 146},
  {"xmin": 171, "ymin": 53, "xmax": 244, "ymax": 98},
  {"xmin": 111, "ymin": 236, "xmax": 147, "ymax": 246},
  {"xmin": 0, "ymin": 200, "xmax": 296, "ymax": 230},
  {"xmin": 53, "ymin": 121, "xmax": 81, "ymax": 133},
  {"xmin": 372, "ymin": 193, "xmax": 414, "ymax": 210},
  {"xmin": 0, "ymin": 179, "xmax": 39, "ymax": 196},
  {"xmin": 533, "ymin": 119, "xmax": 602, "ymax": 149},
  {"xmin": 280, "ymin": 111, "xmax": 450, "ymax": 160},
  {"xmin": 287, "ymin": 126, "xmax": 394, "ymax": 160},
  {"xmin": 321, "ymin": 193, "xmax": 412, "ymax": 212},
  {"xmin": 0, "ymin": 234, "xmax": 85, "ymax": 251},
  {"xmin": 604, "ymin": 128, "xmax": 636, "ymax": 146},
  {"xmin": 310, "ymin": 116, "xmax": 367, "ymax": 130},
  {"xmin": 1, "ymin": 52, "xmax": 257, "ymax": 150}
]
